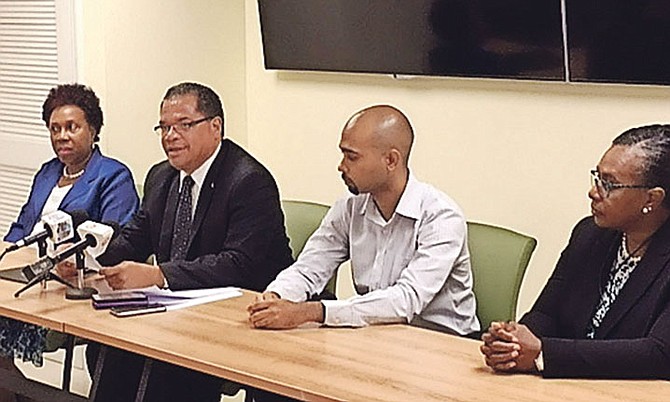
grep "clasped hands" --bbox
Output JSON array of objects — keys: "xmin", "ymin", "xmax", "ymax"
[
  {"xmin": 480, "ymin": 321, "xmax": 542, "ymax": 373},
  {"xmin": 247, "ymin": 292, "xmax": 324, "ymax": 329}
]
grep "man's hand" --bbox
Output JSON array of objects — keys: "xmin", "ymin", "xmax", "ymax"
[
  {"xmin": 54, "ymin": 243, "xmax": 77, "ymax": 278},
  {"xmin": 255, "ymin": 291, "xmax": 280, "ymax": 302},
  {"xmin": 247, "ymin": 296, "xmax": 324, "ymax": 329},
  {"xmin": 55, "ymin": 260, "xmax": 77, "ymax": 279},
  {"xmin": 99, "ymin": 261, "xmax": 165, "ymax": 290}
]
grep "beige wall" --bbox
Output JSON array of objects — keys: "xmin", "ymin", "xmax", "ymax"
[
  {"xmin": 81, "ymin": 0, "xmax": 670, "ymax": 316},
  {"xmin": 242, "ymin": 1, "xmax": 670, "ymax": 315}
]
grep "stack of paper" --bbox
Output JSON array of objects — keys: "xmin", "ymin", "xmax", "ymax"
[
  {"xmin": 142, "ymin": 286, "xmax": 243, "ymax": 310},
  {"xmin": 93, "ymin": 286, "xmax": 242, "ymax": 311}
]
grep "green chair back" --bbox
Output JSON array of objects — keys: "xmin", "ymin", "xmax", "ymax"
[
  {"xmin": 467, "ymin": 221, "xmax": 537, "ymax": 329},
  {"xmin": 280, "ymin": 200, "xmax": 336, "ymax": 294}
]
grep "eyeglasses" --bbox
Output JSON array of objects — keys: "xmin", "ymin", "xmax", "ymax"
[
  {"xmin": 590, "ymin": 169, "xmax": 652, "ymax": 198},
  {"xmin": 153, "ymin": 116, "xmax": 214, "ymax": 136}
]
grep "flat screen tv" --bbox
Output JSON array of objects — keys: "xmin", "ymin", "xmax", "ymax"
[
  {"xmin": 258, "ymin": 0, "xmax": 565, "ymax": 81},
  {"xmin": 567, "ymin": 0, "xmax": 670, "ymax": 85}
]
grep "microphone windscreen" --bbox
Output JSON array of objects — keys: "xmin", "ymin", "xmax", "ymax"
[
  {"xmin": 84, "ymin": 233, "xmax": 98, "ymax": 248},
  {"xmin": 42, "ymin": 210, "xmax": 75, "ymax": 244},
  {"xmin": 76, "ymin": 221, "xmax": 115, "ymax": 258}
]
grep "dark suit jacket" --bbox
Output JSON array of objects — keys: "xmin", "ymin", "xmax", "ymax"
[
  {"xmin": 520, "ymin": 216, "xmax": 670, "ymax": 379},
  {"xmin": 99, "ymin": 139, "xmax": 293, "ymax": 292}
]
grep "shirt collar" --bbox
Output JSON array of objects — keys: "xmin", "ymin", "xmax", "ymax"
[
  {"xmin": 358, "ymin": 171, "xmax": 422, "ymax": 220},
  {"xmin": 394, "ymin": 172, "xmax": 422, "ymax": 220},
  {"xmin": 179, "ymin": 142, "xmax": 221, "ymax": 189}
]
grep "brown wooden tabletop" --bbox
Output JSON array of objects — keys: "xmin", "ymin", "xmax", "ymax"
[{"xmin": 2, "ymin": 243, "xmax": 668, "ymax": 401}]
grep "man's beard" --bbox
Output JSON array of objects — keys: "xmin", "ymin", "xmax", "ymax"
[{"xmin": 341, "ymin": 174, "xmax": 359, "ymax": 195}]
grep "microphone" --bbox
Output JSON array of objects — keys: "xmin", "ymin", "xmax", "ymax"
[
  {"xmin": 51, "ymin": 220, "xmax": 116, "ymax": 266},
  {"xmin": 4, "ymin": 210, "xmax": 89, "ymax": 253},
  {"xmin": 77, "ymin": 221, "xmax": 118, "ymax": 271},
  {"xmin": 22, "ymin": 232, "xmax": 97, "ymax": 278},
  {"xmin": 21, "ymin": 220, "xmax": 114, "ymax": 275},
  {"xmin": 15, "ymin": 220, "xmax": 118, "ymax": 299},
  {"xmin": 14, "ymin": 233, "xmax": 96, "ymax": 298}
]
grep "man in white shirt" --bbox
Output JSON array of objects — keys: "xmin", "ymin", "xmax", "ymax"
[{"xmin": 248, "ymin": 105, "xmax": 480, "ymax": 336}]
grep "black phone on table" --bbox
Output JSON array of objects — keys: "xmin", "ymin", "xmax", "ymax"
[{"xmin": 110, "ymin": 303, "xmax": 166, "ymax": 317}]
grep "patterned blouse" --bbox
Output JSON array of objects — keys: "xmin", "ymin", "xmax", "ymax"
[{"xmin": 586, "ymin": 235, "xmax": 641, "ymax": 339}]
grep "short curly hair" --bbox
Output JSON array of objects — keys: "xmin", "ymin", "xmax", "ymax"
[{"xmin": 42, "ymin": 84, "xmax": 104, "ymax": 142}]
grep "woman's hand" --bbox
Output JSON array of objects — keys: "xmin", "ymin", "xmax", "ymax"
[
  {"xmin": 481, "ymin": 321, "xmax": 521, "ymax": 371},
  {"xmin": 504, "ymin": 322, "xmax": 542, "ymax": 372},
  {"xmin": 480, "ymin": 321, "xmax": 542, "ymax": 373}
]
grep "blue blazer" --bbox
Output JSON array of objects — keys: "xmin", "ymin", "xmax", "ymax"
[{"xmin": 4, "ymin": 146, "xmax": 139, "ymax": 243}]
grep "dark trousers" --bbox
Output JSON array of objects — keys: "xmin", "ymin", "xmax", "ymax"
[{"xmin": 86, "ymin": 342, "xmax": 221, "ymax": 402}]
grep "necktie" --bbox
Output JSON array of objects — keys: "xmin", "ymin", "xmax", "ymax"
[{"xmin": 170, "ymin": 176, "xmax": 194, "ymax": 261}]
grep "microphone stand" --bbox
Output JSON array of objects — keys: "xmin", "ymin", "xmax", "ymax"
[
  {"xmin": 37, "ymin": 238, "xmax": 48, "ymax": 290},
  {"xmin": 13, "ymin": 234, "xmax": 99, "ymax": 299},
  {"xmin": 37, "ymin": 238, "xmax": 47, "ymax": 258},
  {"xmin": 14, "ymin": 259, "xmax": 76, "ymax": 298},
  {"xmin": 65, "ymin": 251, "xmax": 98, "ymax": 300}
]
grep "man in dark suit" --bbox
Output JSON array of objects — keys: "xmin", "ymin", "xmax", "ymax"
[{"xmin": 83, "ymin": 82, "xmax": 293, "ymax": 402}]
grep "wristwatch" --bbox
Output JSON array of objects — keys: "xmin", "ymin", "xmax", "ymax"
[{"xmin": 534, "ymin": 351, "xmax": 545, "ymax": 373}]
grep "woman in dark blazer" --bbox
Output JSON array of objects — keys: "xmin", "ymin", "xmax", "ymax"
[{"xmin": 481, "ymin": 124, "xmax": 670, "ymax": 379}]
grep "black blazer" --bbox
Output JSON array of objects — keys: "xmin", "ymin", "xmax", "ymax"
[
  {"xmin": 99, "ymin": 139, "xmax": 293, "ymax": 291},
  {"xmin": 520, "ymin": 216, "xmax": 670, "ymax": 379}
]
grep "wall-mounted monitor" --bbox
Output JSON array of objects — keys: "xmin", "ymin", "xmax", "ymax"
[
  {"xmin": 258, "ymin": 0, "xmax": 670, "ymax": 86},
  {"xmin": 258, "ymin": 0, "xmax": 565, "ymax": 81},
  {"xmin": 567, "ymin": 0, "xmax": 670, "ymax": 85}
]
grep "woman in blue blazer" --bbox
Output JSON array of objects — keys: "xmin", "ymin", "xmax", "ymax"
[
  {"xmin": 481, "ymin": 124, "xmax": 670, "ymax": 379},
  {"xmin": 4, "ymin": 145, "xmax": 138, "ymax": 243},
  {"xmin": 0, "ymin": 84, "xmax": 139, "ymax": 397}
]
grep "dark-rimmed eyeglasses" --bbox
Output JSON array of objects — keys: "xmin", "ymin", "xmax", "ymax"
[
  {"xmin": 153, "ymin": 116, "xmax": 215, "ymax": 136},
  {"xmin": 590, "ymin": 169, "xmax": 652, "ymax": 198}
]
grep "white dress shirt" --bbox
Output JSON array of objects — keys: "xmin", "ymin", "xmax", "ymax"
[
  {"xmin": 266, "ymin": 174, "xmax": 480, "ymax": 335},
  {"xmin": 178, "ymin": 143, "xmax": 222, "ymax": 218}
]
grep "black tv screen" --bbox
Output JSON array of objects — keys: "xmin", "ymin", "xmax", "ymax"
[
  {"xmin": 567, "ymin": 0, "xmax": 670, "ymax": 85},
  {"xmin": 258, "ymin": 0, "xmax": 565, "ymax": 81}
]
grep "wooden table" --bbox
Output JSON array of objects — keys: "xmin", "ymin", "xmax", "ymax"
[{"xmin": 2, "ymin": 245, "xmax": 669, "ymax": 401}]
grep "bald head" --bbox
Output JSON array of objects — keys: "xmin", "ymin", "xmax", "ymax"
[
  {"xmin": 344, "ymin": 105, "xmax": 414, "ymax": 166},
  {"xmin": 338, "ymin": 105, "xmax": 414, "ymax": 197}
]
